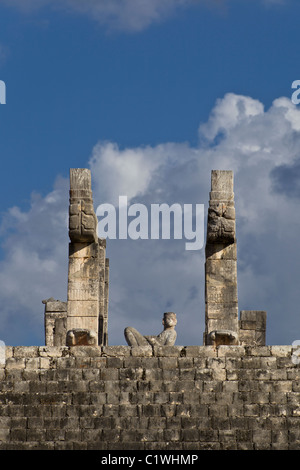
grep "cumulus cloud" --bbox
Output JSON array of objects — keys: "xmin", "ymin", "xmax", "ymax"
[
  {"xmin": 89, "ymin": 141, "xmax": 165, "ymax": 205},
  {"xmin": 199, "ymin": 93, "xmax": 265, "ymax": 142},
  {"xmin": 1, "ymin": 92, "xmax": 300, "ymax": 347},
  {"xmin": 88, "ymin": 93, "xmax": 300, "ymax": 347}
]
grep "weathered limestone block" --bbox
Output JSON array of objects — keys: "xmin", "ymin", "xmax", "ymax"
[
  {"xmin": 68, "ymin": 256, "xmax": 100, "ymax": 280},
  {"xmin": 66, "ymin": 329, "xmax": 97, "ymax": 346},
  {"xmin": 205, "ymin": 259, "xmax": 237, "ymax": 285},
  {"xmin": 205, "ymin": 285, "xmax": 238, "ymax": 305},
  {"xmin": 239, "ymin": 311, "xmax": 267, "ymax": 346},
  {"xmin": 206, "ymin": 303, "xmax": 238, "ymax": 319},
  {"xmin": 207, "ymin": 329, "xmax": 239, "ymax": 347},
  {"xmin": 67, "ymin": 280, "xmax": 101, "ymax": 301},
  {"xmin": 43, "ymin": 298, "xmax": 67, "ymax": 346},
  {"xmin": 67, "ymin": 300, "xmax": 100, "ymax": 317},
  {"xmin": 205, "ymin": 242, "xmax": 237, "ymax": 261},
  {"xmin": 211, "ymin": 170, "xmax": 233, "ymax": 192}
]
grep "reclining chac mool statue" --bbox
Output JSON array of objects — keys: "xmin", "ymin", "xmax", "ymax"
[{"xmin": 124, "ymin": 312, "xmax": 177, "ymax": 347}]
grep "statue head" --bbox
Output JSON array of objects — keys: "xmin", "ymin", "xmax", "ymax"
[{"xmin": 162, "ymin": 312, "xmax": 177, "ymax": 329}]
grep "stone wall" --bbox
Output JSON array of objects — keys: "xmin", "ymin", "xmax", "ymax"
[{"xmin": 0, "ymin": 345, "xmax": 299, "ymax": 450}]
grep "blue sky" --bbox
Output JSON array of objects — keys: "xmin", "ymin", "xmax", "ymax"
[{"xmin": 0, "ymin": 0, "xmax": 300, "ymax": 347}]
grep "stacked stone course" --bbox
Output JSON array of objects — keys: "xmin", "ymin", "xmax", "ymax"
[{"xmin": 0, "ymin": 345, "xmax": 300, "ymax": 450}]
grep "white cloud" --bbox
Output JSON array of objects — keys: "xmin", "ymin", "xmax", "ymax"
[
  {"xmin": 1, "ymin": 92, "xmax": 300, "ymax": 346},
  {"xmin": 67, "ymin": 0, "xmax": 195, "ymax": 32},
  {"xmin": 0, "ymin": 0, "xmax": 288, "ymax": 32},
  {"xmin": 87, "ymin": 93, "xmax": 300, "ymax": 346},
  {"xmin": 89, "ymin": 141, "xmax": 165, "ymax": 205},
  {"xmin": 0, "ymin": 0, "xmax": 204, "ymax": 32},
  {"xmin": 199, "ymin": 93, "xmax": 264, "ymax": 141}
]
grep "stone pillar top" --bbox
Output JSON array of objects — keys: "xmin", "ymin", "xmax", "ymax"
[
  {"xmin": 211, "ymin": 170, "xmax": 233, "ymax": 193},
  {"xmin": 210, "ymin": 170, "xmax": 234, "ymax": 202},
  {"xmin": 70, "ymin": 168, "xmax": 92, "ymax": 191}
]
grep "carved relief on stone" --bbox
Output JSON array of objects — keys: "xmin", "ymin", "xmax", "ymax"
[
  {"xmin": 206, "ymin": 202, "xmax": 235, "ymax": 244},
  {"xmin": 68, "ymin": 169, "xmax": 98, "ymax": 243},
  {"xmin": 66, "ymin": 328, "xmax": 97, "ymax": 346}
]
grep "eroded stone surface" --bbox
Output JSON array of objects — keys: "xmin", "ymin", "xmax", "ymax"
[
  {"xmin": 66, "ymin": 328, "xmax": 97, "ymax": 346},
  {"xmin": 0, "ymin": 345, "xmax": 298, "ymax": 450}
]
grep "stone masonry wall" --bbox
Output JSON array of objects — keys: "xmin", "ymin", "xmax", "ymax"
[{"xmin": 0, "ymin": 345, "xmax": 300, "ymax": 450}]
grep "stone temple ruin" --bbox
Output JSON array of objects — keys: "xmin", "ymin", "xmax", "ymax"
[
  {"xmin": 3, "ymin": 168, "xmax": 300, "ymax": 451},
  {"xmin": 43, "ymin": 168, "xmax": 266, "ymax": 348}
]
